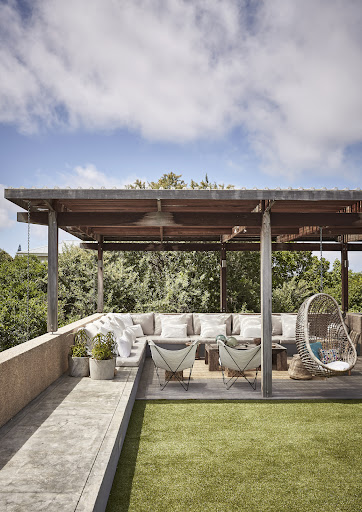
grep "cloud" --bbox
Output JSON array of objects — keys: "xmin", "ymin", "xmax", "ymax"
[
  {"xmin": 0, "ymin": 184, "xmax": 17, "ymax": 230},
  {"xmin": 0, "ymin": 0, "xmax": 362, "ymax": 177},
  {"xmin": 56, "ymin": 164, "xmax": 142, "ymax": 188}
]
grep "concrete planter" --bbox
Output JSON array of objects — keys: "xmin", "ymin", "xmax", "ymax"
[
  {"xmin": 89, "ymin": 358, "xmax": 116, "ymax": 380},
  {"xmin": 68, "ymin": 356, "xmax": 90, "ymax": 377}
]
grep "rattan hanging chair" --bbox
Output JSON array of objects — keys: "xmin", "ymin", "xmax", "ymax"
[{"xmin": 296, "ymin": 293, "xmax": 357, "ymax": 377}]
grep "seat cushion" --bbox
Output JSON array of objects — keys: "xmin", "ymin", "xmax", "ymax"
[{"xmin": 115, "ymin": 339, "xmax": 147, "ymax": 367}]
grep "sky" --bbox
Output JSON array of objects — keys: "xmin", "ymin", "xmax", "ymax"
[{"xmin": 0, "ymin": 0, "xmax": 362, "ymax": 270}]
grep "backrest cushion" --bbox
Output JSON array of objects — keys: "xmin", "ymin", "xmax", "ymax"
[
  {"xmin": 193, "ymin": 313, "xmax": 232, "ymax": 336},
  {"xmin": 131, "ymin": 313, "xmax": 154, "ymax": 335},
  {"xmin": 280, "ymin": 314, "xmax": 297, "ymax": 338},
  {"xmin": 114, "ymin": 313, "xmax": 133, "ymax": 327},
  {"xmin": 154, "ymin": 313, "xmax": 194, "ymax": 335}
]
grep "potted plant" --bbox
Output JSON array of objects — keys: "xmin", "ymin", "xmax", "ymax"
[
  {"xmin": 89, "ymin": 332, "xmax": 117, "ymax": 380},
  {"xmin": 68, "ymin": 329, "xmax": 90, "ymax": 377}
]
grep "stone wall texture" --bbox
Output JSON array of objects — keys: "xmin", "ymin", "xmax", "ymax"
[{"xmin": 0, "ymin": 313, "xmax": 103, "ymax": 428}]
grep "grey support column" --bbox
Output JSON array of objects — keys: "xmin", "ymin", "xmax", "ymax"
[
  {"xmin": 47, "ymin": 211, "xmax": 58, "ymax": 332},
  {"xmin": 220, "ymin": 243, "xmax": 227, "ymax": 313},
  {"xmin": 97, "ymin": 237, "xmax": 104, "ymax": 313},
  {"xmin": 260, "ymin": 210, "xmax": 272, "ymax": 397}
]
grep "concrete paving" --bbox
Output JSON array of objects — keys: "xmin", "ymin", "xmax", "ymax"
[
  {"xmin": 136, "ymin": 357, "xmax": 362, "ymax": 400},
  {"xmin": 0, "ymin": 363, "xmax": 143, "ymax": 512}
]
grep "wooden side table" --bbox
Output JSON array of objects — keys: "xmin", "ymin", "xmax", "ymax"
[
  {"xmin": 205, "ymin": 344, "xmax": 223, "ymax": 371},
  {"xmin": 272, "ymin": 343, "xmax": 288, "ymax": 371}
]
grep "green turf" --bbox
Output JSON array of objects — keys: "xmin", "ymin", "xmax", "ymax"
[{"xmin": 106, "ymin": 400, "xmax": 362, "ymax": 512}]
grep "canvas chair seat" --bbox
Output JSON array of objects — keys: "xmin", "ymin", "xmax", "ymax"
[
  {"xmin": 148, "ymin": 340, "xmax": 199, "ymax": 391},
  {"xmin": 217, "ymin": 341, "xmax": 261, "ymax": 390}
]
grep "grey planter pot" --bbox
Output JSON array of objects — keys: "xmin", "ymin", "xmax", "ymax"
[
  {"xmin": 89, "ymin": 358, "xmax": 116, "ymax": 380},
  {"xmin": 68, "ymin": 356, "xmax": 90, "ymax": 377}
]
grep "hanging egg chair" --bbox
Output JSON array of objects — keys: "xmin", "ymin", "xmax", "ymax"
[{"xmin": 296, "ymin": 293, "xmax": 357, "ymax": 377}]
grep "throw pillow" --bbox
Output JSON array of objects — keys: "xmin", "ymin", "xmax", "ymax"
[
  {"xmin": 272, "ymin": 315, "xmax": 283, "ymax": 335},
  {"xmin": 200, "ymin": 323, "xmax": 227, "ymax": 338},
  {"xmin": 319, "ymin": 348, "xmax": 340, "ymax": 364},
  {"xmin": 114, "ymin": 313, "xmax": 133, "ymax": 327},
  {"xmin": 309, "ymin": 341, "xmax": 323, "ymax": 360},
  {"xmin": 161, "ymin": 323, "xmax": 188, "ymax": 338},
  {"xmin": 116, "ymin": 330, "xmax": 133, "ymax": 358},
  {"xmin": 280, "ymin": 314, "xmax": 297, "ymax": 338},
  {"xmin": 240, "ymin": 316, "xmax": 261, "ymax": 337},
  {"xmin": 124, "ymin": 326, "xmax": 136, "ymax": 343},
  {"xmin": 194, "ymin": 313, "xmax": 232, "ymax": 335},
  {"xmin": 102, "ymin": 319, "xmax": 123, "ymax": 338},
  {"xmin": 131, "ymin": 313, "xmax": 154, "ymax": 335},
  {"xmin": 128, "ymin": 323, "xmax": 144, "ymax": 337}
]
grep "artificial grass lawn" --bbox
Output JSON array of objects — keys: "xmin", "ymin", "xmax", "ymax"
[{"xmin": 107, "ymin": 400, "xmax": 362, "ymax": 512}]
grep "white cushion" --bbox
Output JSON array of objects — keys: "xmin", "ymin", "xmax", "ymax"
[
  {"xmin": 272, "ymin": 315, "xmax": 283, "ymax": 335},
  {"xmin": 200, "ymin": 323, "xmax": 227, "ymax": 338},
  {"xmin": 83, "ymin": 322, "xmax": 100, "ymax": 340},
  {"xmin": 194, "ymin": 313, "xmax": 232, "ymax": 335},
  {"xmin": 161, "ymin": 323, "xmax": 188, "ymax": 338},
  {"xmin": 114, "ymin": 313, "xmax": 133, "ymax": 327},
  {"xmin": 124, "ymin": 326, "xmax": 137, "ymax": 343},
  {"xmin": 154, "ymin": 313, "xmax": 194, "ymax": 335},
  {"xmin": 161, "ymin": 314, "xmax": 187, "ymax": 327},
  {"xmin": 240, "ymin": 316, "xmax": 261, "ymax": 337},
  {"xmin": 324, "ymin": 360, "xmax": 350, "ymax": 371},
  {"xmin": 93, "ymin": 319, "xmax": 104, "ymax": 330},
  {"xmin": 281, "ymin": 314, "xmax": 297, "ymax": 338},
  {"xmin": 112, "ymin": 316, "xmax": 126, "ymax": 330},
  {"xmin": 116, "ymin": 330, "xmax": 133, "ymax": 358},
  {"xmin": 242, "ymin": 325, "xmax": 262, "ymax": 338},
  {"xmin": 102, "ymin": 319, "xmax": 124, "ymax": 338},
  {"xmin": 128, "ymin": 323, "xmax": 144, "ymax": 337},
  {"xmin": 131, "ymin": 313, "xmax": 154, "ymax": 335}
]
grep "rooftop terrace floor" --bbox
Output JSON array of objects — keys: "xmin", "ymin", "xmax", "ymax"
[
  {"xmin": 137, "ymin": 356, "xmax": 362, "ymax": 400},
  {"xmin": 0, "ymin": 356, "xmax": 361, "ymax": 512}
]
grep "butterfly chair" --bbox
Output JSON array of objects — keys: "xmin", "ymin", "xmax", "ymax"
[
  {"xmin": 148, "ymin": 340, "xmax": 199, "ymax": 391},
  {"xmin": 296, "ymin": 293, "xmax": 357, "ymax": 377},
  {"xmin": 217, "ymin": 341, "xmax": 261, "ymax": 390}
]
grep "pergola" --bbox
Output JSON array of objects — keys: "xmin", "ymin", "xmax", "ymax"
[{"xmin": 5, "ymin": 187, "xmax": 362, "ymax": 397}]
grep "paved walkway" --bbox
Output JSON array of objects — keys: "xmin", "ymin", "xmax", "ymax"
[
  {"xmin": 136, "ymin": 357, "xmax": 362, "ymax": 400},
  {"xmin": 0, "ymin": 366, "xmax": 141, "ymax": 512}
]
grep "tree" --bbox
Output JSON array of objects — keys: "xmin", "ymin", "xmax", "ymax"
[{"xmin": 0, "ymin": 252, "xmax": 47, "ymax": 351}]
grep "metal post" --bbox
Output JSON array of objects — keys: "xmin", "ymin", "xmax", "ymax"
[
  {"xmin": 97, "ymin": 237, "xmax": 104, "ymax": 313},
  {"xmin": 261, "ymin": 210, "xmax": 272, "ymax": 397},
  {"xmin": 341, "ymin": 236, "xmax": 349, "ymax": 313},
  {"xmin": 220, "ymin": 243, "xmax": 227, "ymax": 312},
  {"xmin": 47, "ymin": 211, "xmax": 58, "ymax": 332}
]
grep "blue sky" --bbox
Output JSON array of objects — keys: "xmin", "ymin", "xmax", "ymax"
[{"xmin": 1, "ymin": 0, "xmax": 362, "ymax": 269}]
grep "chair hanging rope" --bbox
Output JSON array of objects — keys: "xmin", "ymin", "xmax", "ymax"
[{"xmin": 319, "ymin": 226, "xmax": 323, "ymax": 293}]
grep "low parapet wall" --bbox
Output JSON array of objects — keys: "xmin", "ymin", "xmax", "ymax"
[{"xmin": 0, "ymin": 313, "xmax": 103, "ymax": 428}]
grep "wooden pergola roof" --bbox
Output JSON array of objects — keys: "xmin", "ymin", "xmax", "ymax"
[
  {"xmin": 5, "ymin": 187, "xmax": 362, "ymax": 398},
  {"xmin": 5, "ymin": 188, "xmax": 362, "ymax": 248}
]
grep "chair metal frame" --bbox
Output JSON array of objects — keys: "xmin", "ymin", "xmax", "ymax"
[
  {"xmin": 217, "ymin": 341, "xmax": 261, "ymax": 390},
  {"xmin": 148, "ymin": 340, "xmax": 199, "ymax": 391}
]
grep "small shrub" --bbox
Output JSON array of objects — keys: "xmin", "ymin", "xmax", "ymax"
[
  {"xmin": 91, "ymin": 332, "xmax": 116, "ymax": 360},
  {"xmin": 69, "ymin": 328, "xmax": 89, "ymax": 357}
]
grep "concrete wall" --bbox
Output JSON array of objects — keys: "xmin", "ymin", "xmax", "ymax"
[{"xmin": 0, "ymin": 313, "xmax": 103, "ymax": 429}]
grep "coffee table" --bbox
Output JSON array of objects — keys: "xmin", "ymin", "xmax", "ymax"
[{"xmin": 205, "ymin": 342, "xmax": 288, "ymax": 371}]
